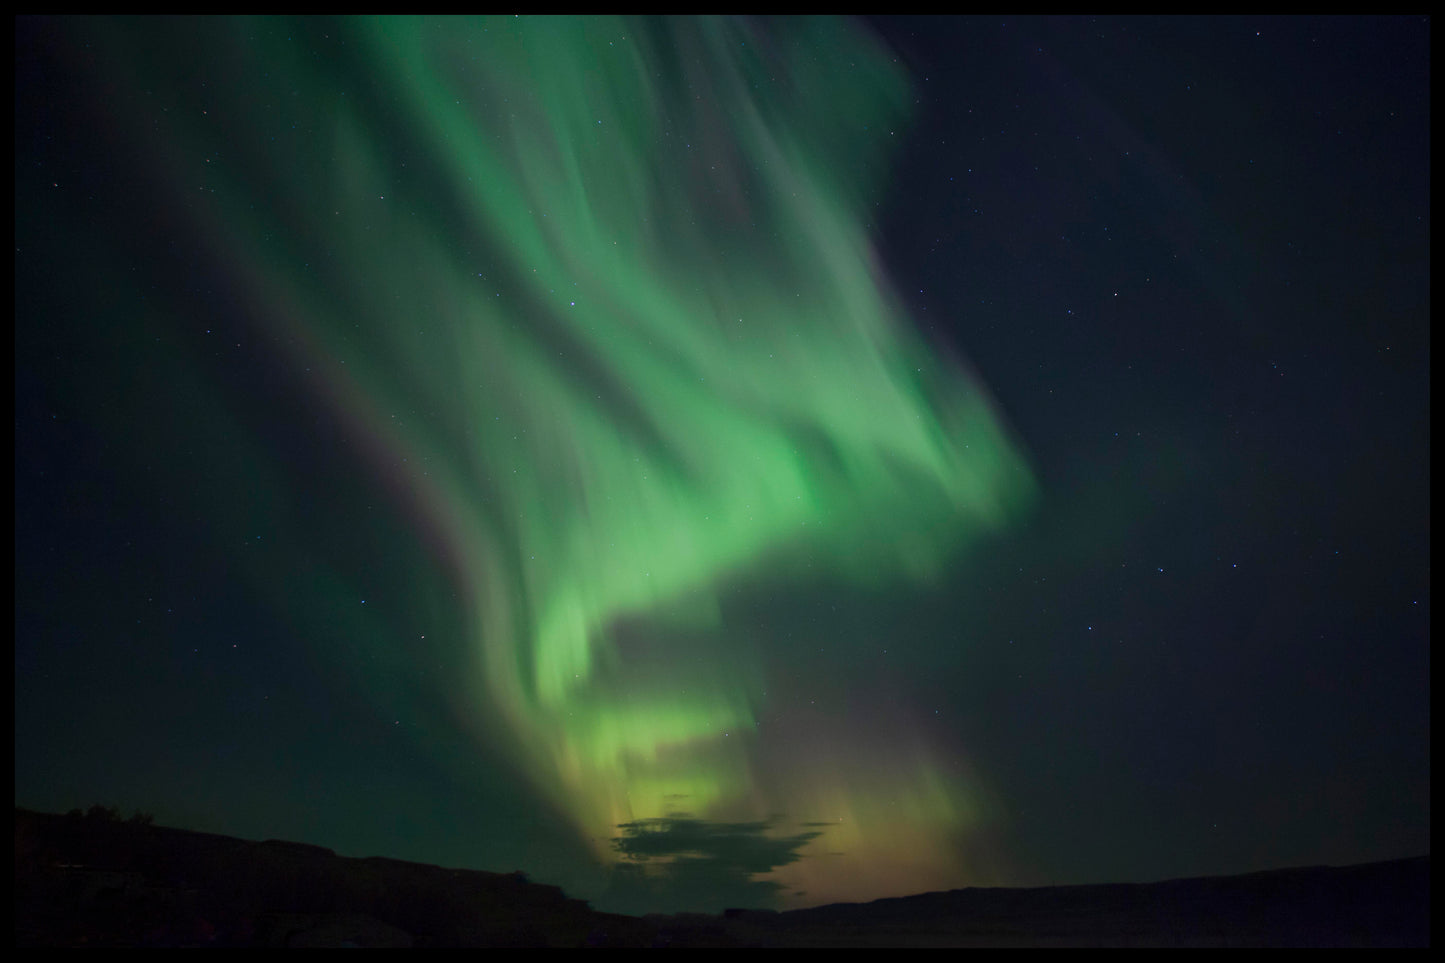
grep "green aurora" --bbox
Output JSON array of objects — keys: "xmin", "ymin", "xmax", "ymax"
[{"xmin": 65, "ymin": 16, "xmax": 1035, "ymax": 910}]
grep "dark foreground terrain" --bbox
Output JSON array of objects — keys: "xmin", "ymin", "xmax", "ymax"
[{"xmin": 14, "ymin": 807, "xmax": 1428, "ymax": 947}]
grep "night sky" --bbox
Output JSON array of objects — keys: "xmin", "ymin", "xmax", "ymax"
[{"xmin": 14, "ymin": 16, "xmax": 1429, "ymax": 917}]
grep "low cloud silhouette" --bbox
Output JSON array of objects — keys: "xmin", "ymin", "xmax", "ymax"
[{"xmin": 596, "ymin": 817, "xmax": 824, "ymax": 916}]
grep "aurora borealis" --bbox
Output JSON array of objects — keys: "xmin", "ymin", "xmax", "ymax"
[
  {"xmin": 17, "ymin": 16, "xmax": 1429, "ymax": 918},
  {"xmin": 331, "ymin": 16, "xmax": 1037, "ymax": 902}
]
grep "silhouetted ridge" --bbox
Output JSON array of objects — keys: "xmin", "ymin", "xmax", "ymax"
[{"xmin": 14, "ymin": 808, "xmax": 1428, "ymax": 947}]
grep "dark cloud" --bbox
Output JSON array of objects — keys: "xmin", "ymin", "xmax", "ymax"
[
  {"xmin": 598, "ymin": 817, "xmax": 824, "ymax": 915},
  {"xmin": 613, "ymin": 817, "xmax": 822, "ymax": 874}
]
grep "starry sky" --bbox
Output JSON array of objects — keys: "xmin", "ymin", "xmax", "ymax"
[{"xmin": 14, "ymin": 16, "xmax": 1429, "ymax": 917}]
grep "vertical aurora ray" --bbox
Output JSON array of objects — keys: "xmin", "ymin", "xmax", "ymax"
[{"xmin": 71, "ymin": 16, "xmax": 1035, "ymax": 909}]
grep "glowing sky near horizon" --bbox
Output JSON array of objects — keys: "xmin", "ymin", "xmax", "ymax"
[{"xmin": 65, "ymin": 15, "xmax": 1035, "ymax": 910}]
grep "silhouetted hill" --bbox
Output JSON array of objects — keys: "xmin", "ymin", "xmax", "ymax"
[
  {"xmin": 705, "ymin": 856, "xmax": 1429, "ymax": 947},
  {"xmin": 14, "ymin": 807, "xmax": 1428, "ymax": 946},
  {"xmin": 13, "ymin": 807, "xmax": 651, "ymax": 947}
]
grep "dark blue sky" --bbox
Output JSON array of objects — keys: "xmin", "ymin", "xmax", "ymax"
[{"xmin": 865, "ymin": 15, "xmax": 1429, "ymax": 885}]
